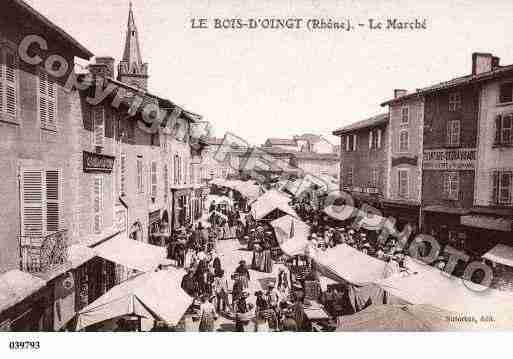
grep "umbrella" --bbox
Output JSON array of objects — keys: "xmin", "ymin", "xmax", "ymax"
[{"xmin": 337, "ymin": 304, "xmax": 473, "ymax": 331}]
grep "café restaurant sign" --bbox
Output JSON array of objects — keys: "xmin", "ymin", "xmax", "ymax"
[
  {"xmin": 423, "ymin": 148, "xmax": 476, "ymax": 170},
  {"xmin": 83, "ymin": 151, "xmax": 115, "ymax": 173}
]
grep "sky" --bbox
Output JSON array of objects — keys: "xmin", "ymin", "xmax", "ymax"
[{"xmin": 25, "ymin": 0, "xmax": 513, "ymax": 145}]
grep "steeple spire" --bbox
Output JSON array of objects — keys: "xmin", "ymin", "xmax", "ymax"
[{"xmin": 118, "ymin": 1, "xmax": 148, "ymax": 90}]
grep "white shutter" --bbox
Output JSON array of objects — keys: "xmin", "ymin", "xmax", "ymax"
[
  {"xmin": 5, "ymin": 51, "xmax": 16, "ymax": 117},
  {"xmin": 377, "ymin": 129, "xmax": 382, "ymax": 148},
  {"xmin": 353, "ymin": 134, "xmax": 357, "ymax": 151},
  {"xmin": 369, "ymin": 130, "xmax": 373, "ymax": 149},
  {"xmin": 93, "ymin": 107, "xmax": 105, "ymax": 147},
  {"xmin": 120, "ymin": 152, "xmax": 126, "ymax": 195},
  {"xmin": 0, "ymin": 51, "xmax": 4, "ymax": 114},
  {"xmin": 47, "ymin": 78, "xmax": 56, "ymax": 128},
  {"xmin": 21, "ymin": 169, "xmax": 44, "ymax": 236},
  {"xmin": 45, "ymin": 170, "xmax": 60, "ymax": 233},
  {"xmin": 164, "ymin": 164, "xmax": 169, "ymax": 201},
  {"xmin": 39, "ymin": 70, "xmax": 48, "ymax": 128},
  {"xmin": 345, "ymin": 136, "xmax": 350, "ymax": 151},
  {"xmin": 151, "ymin": 161, "xmax": 157, "ymax": 198},
  {"xmin": 93, "ymin": 176, "xmax": 103, "ymax": 234}
]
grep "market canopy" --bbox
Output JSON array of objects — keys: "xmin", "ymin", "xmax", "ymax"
[
  {"xmin": 376, "ymin": 259, "xmax": 513, "ymax": 325},
  {"xmin": 271, "ymin": 215, "xmax": 311, "ymax": 257},
  {"xmin": 251, "ymin": 190, "xmax": 298, "ymax": 220},
  {"xmin": 0, "ymin": 270, "xmax": 46, "ymax": 314},
  {"xmin": 483, "ymin": 244, "xmax": 513, "ymax": 267},
  {"xmin": 232, "ymin": 180, "xmax": 263, "ymax": 200},
  {"xmin": 94, "ymin": 235, "xmax": 166, "ymax": 272},
  {"xmin": 312, "ymin": 244, "xmax": 387, "ymax": 286},
  {"xmin": 284, "ymin": 174, "xmax": 339, "ymax": 198},
  {"xmin": 76, "ymin": 269, "xmax": 191, "ymax": 330}
]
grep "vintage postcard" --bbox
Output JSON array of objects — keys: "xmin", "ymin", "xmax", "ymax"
[{"xmin": 0, "ymin": 0, "xmax": 512, "ymax": 346}]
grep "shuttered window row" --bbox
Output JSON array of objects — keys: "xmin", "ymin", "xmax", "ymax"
[
  {"xmin": 93, "ymin": 176, "xmax": 103, "ymax": 234},
  {"xmin": 21, "ymin": 169, "xmax": 60, "ymax": 237},
  {"xmin": 150, "ymin": 161, "xmax": 157, "ymax": 199},
  {"xmin": 0, "ymin": 48, "xmax": 17, "ymax": 119},
  {"xmin": 38, "ymin": 69, "xmax": 57, "ymax": 130},
  {"xmin": 93, "ymin": 107, "xmax": 105, "ymax": 148}
]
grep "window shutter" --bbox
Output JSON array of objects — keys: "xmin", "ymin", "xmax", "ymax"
[
  {"xmin": 151, "ymin": 161, "xmax": 157, "ymax": 198},
  {"xmin": 45, "ymin": 170, "xmax": 60, "ymax": 233},
  {"xmin": 120, "ymin": 153, "xmax": 126, "ymax": 195},
  {"xmin": 93, "ymin": 177, "xmax": 103, "ymax": 234},
  {"xmin": 0, "ymin": 51, "xmax": 4, "ymax": 114},
  {"xmin": 93, "ymin": 108, "xmax": 105, "ymax": 147},
  {"xmin": 21, "ymin": 169, "xmax": 44, "ymax": 236},
  {"xmin": 345, "ymin": 136, "xmax": 350, "ymax": 151},
  {"xmin": 495, "ymin": 115, "xmax": 502, "ymax": 145},
  {"xmin": 39, "ymin": 70, "xmax": 48, "ymax": 128},
  {"xmin": 369, "ymin": 131, "xmax": 373, "ymax": 149},
  {"xmin": 353, "ymin": 134, "xmax": 357, "ymax": 151},
  {"xmin": 47, "ymin": 77, "xmax": 56, "ymax": 128},
  {"xmin": 164, "ymin": 163, "xmax": 169, "ymax": 201},
  {"xmin": 377, "ymin": 129, "xmax": 382, "ymax": 148},
  {"xmin": 5, "ymin": 51, "xmax": 16, "ymax": 117},
  {"xmin": 491, "ymin": 171, "xmax": 499, "ymax": 205}
]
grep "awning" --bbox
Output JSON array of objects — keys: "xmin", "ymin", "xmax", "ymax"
[
  {"xmin": 94, "ymin": 235, "xmax": 166, "ymax": 272},
  {"xmin": 423, "ymin": 205, "xmax": 469, "ymax": 215},
  {"xmin": 68, "ymin": 244, "xmax": 97, "ymax": 269},
  {"xmin": 461, "ymin": 215, "xmax": 512, "ymax": 232},
  {"xmin": 76, "ymin": 269, "xmax": 191, "ymax": 330},
  {"xmin": 270, "ymin": 215, "xmax": 311, "ymax": 257},
  {"xmin": 483, "ymin": 244, "xmax": 513, "ymax": 267},
  {"xmin": 251, "ymin": 189, "xmax": 298, "ymax": 220},
  {"xmin": 0, "ymin": 270, "xmax": 46, "ymax": 313}
]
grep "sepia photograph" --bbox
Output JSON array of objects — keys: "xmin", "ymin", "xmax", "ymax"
[{"xmin": 0, "ymin": 0, "xmax": 512, "ymax": 354}]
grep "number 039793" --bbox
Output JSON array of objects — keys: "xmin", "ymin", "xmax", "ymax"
[{"xmin": 9, "ymin": 341, "xmax": 40, "ymax": 350}]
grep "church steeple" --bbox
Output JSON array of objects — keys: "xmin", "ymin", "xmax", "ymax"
[{"xmin": 117, "ymin": 1, "xmax": 149, "ymax": 90}]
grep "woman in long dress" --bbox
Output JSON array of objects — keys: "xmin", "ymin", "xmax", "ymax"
[{"xmin": 198, "ymin": 295, "xmax": 217, "ymax": 332}]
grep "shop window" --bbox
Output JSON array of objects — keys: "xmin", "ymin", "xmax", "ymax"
[
  {"xmin": 443, "ymin": 171, "xmax": 459, "ymax": 200},
  {"xmin": 499, "ymin": 82, "xmax": 513, "ymax": 104},
  {"xmin": 495, "ymin": 114, "xmax": 513, "ymax": 146},
  {"xmin": 448, "ymin": 92, "xmax": 462, "ymax": 111},
  {"xmin": 447, "ymin": 119, "xmax": 461, "ymax": 147}
]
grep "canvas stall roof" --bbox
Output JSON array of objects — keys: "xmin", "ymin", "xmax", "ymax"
[
  {"xmin": 251, "ymin": 190, "xmax": 297, "ymax": 220},
  {"xmin": 76, "ymin": 269, "xmax": 191, "ymax": 330},
  {"xmin": 376, "ymin": 259, "xmax": 513, "ymax": 327},
  {"xmin": 311, "ymin": 244, "xmax": 387, "ymax": 286},
  {"xmin": 0, "ymin": 270, "xmax": 46, "ymax": 313},
  {"xmin": 94, "ymin": 235, "xmax": 166, "ymax": 272},
  {"xmin": 68, "ymin": 244, "xmax": 97, "ymax": 269},
  {"xmin": 271, "ymin": 215, "xmax": 311, "ymax": 256},
  {"xmin": 483, "ymin": 244, "xmax": 513, "ymax": 268}
]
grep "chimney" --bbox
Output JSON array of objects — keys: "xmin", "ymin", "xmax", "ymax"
[
  {"xmin": 472, "ymin": 52, "xmax": 493, "ymax": 75},
  {"xmin": 95, "ymin": 57, "xmax": 115, "ymax": 78},
  {"xmin": 394, "ymin": 89, "xmax": 407, "ymax": 98},
  {"xmin": 492, "ymin": 56, "xmax": 500, "ymax": 70}
]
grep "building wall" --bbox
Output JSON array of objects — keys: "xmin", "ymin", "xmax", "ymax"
[
  {"xmin": 296, "ymin": 158, "xmax": 338, "ymax": 178},
  {"xmin": 311, "ymin": 138, "xmax": 334, "ymax": 154},
  {"xmin": 475, "ymin": 77, "xmax": 513, "ymax": 207},
  {"xmin": 0, "ymin": 23, "xmax": 80, "ymax": 273},
  {"xmin": 422, "ymin": 86, "xmax": 479, "ymax": 208},
  {"xmin": 338, "ymin": 125, "xmax": 388, "ymax": 196},
  {"xmin": 386, "ymin": 98, "xmax": 424, "ymax": 203}
]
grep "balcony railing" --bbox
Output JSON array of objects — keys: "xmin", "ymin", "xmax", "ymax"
[{"xmin": 19, "ymin": 229, "xmax": 69, "ymax": 273}]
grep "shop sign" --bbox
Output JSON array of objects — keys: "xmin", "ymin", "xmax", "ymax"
[
  {"xmin": 366, "ymin": 187, "xmax": 379, "ymax": 194},
  {"xmin": 352, "ymin": 187, "xmax": 363, "ymax": 193},
  {"xmin": 423, "ymin": 148, "xmax": 476, "ymax": 170},
  {"xmin": 83, "ymin": 151, "xmax": 115, "ymax": 173}
]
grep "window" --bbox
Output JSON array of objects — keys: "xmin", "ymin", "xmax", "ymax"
[
  {"xmin": 164, "ymin": 163, "xmax": 169, "ymax": 201},
  {"xmin": 401, "ymin": 106, "xmax": 409, "ymax": 124},
  {"xmin": 499, "ymin": 83, "xmax": 513, "ymax": 104},
  {"xmin": 120, "ymin": 152, "xmax": 127, "ymax": 196},
  {"xmin": 443, "ymin": 172, "xmax": 459, "ymax": 200},
  {"xmin": 173, "ymin": 155, "xmax": 181, "ymax": 185},
  {"xmin": 38, "ymin": 69, "xmax": 57, "ymax": 130},
  {"xmin": 369, "ymin": 128, "xmax": 381, "ymax": 149},
  {"xmin": 448, "ymin": 92, "xmax": 462, "ymax": 111},
  {"xmin": 447, "ymin": 120, "xmax": 461, "ymax": 147},
  {"xmin": 21, "ymin": 169, "xmax": 61, "ymax": 236},
  {"xmin": 398, "ymin": 170, "xmax": 409, "ymax": 198},
  {"xmin": 136, "ymin": 158, "xmax": 143, "ymax": 193},
  {"xmin": 345, "ymin": 136, "xmax": 350, "ymax": 151},
  {"xmin": 495, "ymin": 114, "xmax": 513, "ymax": 146},
  {"xmin": 93, "ymin": 176, "xmax": 103, "ymax": 234},
  {"xmin": 346, "ymin": 166, "xmax": 354, "ymax": 186},
  {"xmin": 0, "ymin": 47, "xmax": 17, "ymax": 120},
  {"xmin": 371, "ymin": 167, "xmax": 379, "ymax": 188},
  {"xmin": 399, "ymin": 130, "xmax": 409, "ymax": 152},
  {"xmin": 93, "ymin": 107, "xmax": 105, "ymax": 148},
  {"xmin": 368, "ymin": 130, "xmax": 373, "ymax": 149},
  {"xmin": 377, "ymin": 128, "xmax": 382, "ymax": 148},
  {"xmin": 492, "ymin": 171, "xmax": 512, "ymax": 205},
  {"xmin": 352, "ymin": 134, "xmax": 357, "ymax": 151},
  {"xmin": 150, "ymin": 161, "xmax": 157, "ymax": 199}
]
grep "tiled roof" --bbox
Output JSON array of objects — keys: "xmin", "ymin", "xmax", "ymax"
[
  {"xmin": 381, "ymin": 63, "xmax": 513, "ymax": 106},
  {"xmin": 294, "ymin": 152, "xmax": 339, "ymax": 161},
  {"xmin": 264, "ymin": 138, "xmax": 297, "ymax": 146},
  {"xmin": 10, "ymin": 0, "xmax": 93, "ymax": 59},
  {"xmin": 332, "ymin": 113, "xmax": 388, "ymax": 135},
  {"xmin": 293, "ymin": 134, "xmax": 323, "ymax": 143}
]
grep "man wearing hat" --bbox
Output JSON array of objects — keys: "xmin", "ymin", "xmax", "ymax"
[{"xmin": 235, "ymin": 260, "xmax": 250, "ymax": 288}]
